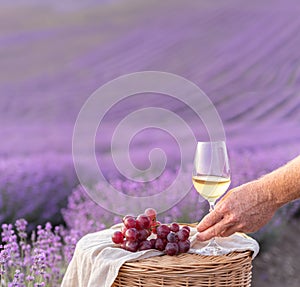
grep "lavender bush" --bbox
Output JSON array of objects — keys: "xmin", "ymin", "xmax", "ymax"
[
  {"xmin": 0, "ymin": 219, "xmax": 79, "ymax": 287},
  {"xmin": 0, "ymin": 154, "xmax": 78, "ymax": 228}
]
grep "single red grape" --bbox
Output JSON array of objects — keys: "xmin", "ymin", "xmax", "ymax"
[
  {"xmin": 125, "ymin": 228, "xmax": 138, "ymax": 242},
  {"xmin": 181, "ymin": 226, "xmax": 190, "ymax": 233},
  {"xmin": 157, "ymin": 224, "xmax": 170, "ymax": 239},
  {"xmin": 178, "ymin": 240, "xmax": 190, "ymax": 253},
  {"xmin": 112, "ymin": 231, "xmax": 124, "ymax": 244},
  {"xmin": 177, "ymin": 229, "xmax": 189, "ymax": 241},
  {"xmin": 150, "ymin": 238, "xmax": 156, "ymax": 248},
  {"xmin": 138, "ymin": 229, "xmax": 150, "ymax": 241},
  {"xmin": 167, "ymin": 232, "xmax": 178, "ymax": 243},
  {"xmin": 165, "ymin": 242, "xmax": 179, "ymax": 256},
  {"xmin": 122, "ymin": 215, "xmax": 132, "ymax": 222},
  {"xmin": 155, "ymin": 238, "xmax": 165, "ymax": 251},
  {"xmin": 126, "ymin": 240, "xmax": 139, "ymax": 252},
  {"xmin": 139, "ymin": 240, "xmax": 152, "ymax": 251},
  {"xmin": 136, "ymin": 220, "xmax": 142, "ymax": 230},
  {"xmin": 124, "ymin": 216, "xmax": 136, "ymax": 229},
  {"xmin": 144, "ymin": 208, "xmax": 157, "ymax": 222},
  {"xmin": 136, "ymin": 214, "xmax": 151, "ymax": 229},
  {"xmin": 169, "ymin": 222, "xmax": 180, "ymax": 233}
]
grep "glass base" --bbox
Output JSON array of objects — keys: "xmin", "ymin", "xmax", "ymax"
[{"xmin": 192, "ymin": 239, "xmax": 230, "ymax": 256}]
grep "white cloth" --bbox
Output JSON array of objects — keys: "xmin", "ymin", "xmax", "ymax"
[{"xmin": 61, "ymin": 224, "xmax": 259, "ymax": 287}]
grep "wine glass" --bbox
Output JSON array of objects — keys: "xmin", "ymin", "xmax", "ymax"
[{"xmin": 192, "ymin": 141, "xmax": 231, "ymax": 255}]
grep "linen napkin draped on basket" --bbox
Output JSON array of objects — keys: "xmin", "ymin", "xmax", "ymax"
[{"xmin": 61, "ymin": 224, "xmax": 259, "ymax": 287}]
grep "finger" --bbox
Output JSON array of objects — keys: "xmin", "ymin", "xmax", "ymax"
[
  {"xmin": 197, "ymin": 210, "xmax": 223, "ymax": 233},
  {"xmin": 197, "ymin": 219, "xmax": 228, "ymax": 241},
  {"xmin": 220, "ymin": 226, "xmax": 237, "ymax": 238}
]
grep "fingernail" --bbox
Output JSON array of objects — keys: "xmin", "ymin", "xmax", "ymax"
[{"xmin": 196, "ymin": 226, "xmax": 202, "ymax": 232}]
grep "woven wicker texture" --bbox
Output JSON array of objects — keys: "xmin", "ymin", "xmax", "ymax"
[{"xmin": 112, "ymin": 251, "xmax": 252, "ymax": 287}]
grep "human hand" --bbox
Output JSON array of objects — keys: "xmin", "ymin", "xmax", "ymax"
[{"xmin": 196, "ymin": 180, "xmax": 278, "ymax": 241}]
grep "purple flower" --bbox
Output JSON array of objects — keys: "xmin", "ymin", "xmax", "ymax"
[{"xmin": 9, "ymin": 269, "xmax": 25, "ymax": 287}]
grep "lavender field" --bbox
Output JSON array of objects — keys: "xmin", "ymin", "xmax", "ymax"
[{"xmin": 1, "ymin": 0, "xmax": 300, "ymax": 286}]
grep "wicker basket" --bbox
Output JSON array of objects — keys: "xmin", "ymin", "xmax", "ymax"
[{"xmin": 112, "ymin": 251, "xmax": 253, "ymax": 287}]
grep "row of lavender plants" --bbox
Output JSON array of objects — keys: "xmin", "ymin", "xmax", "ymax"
[
  {"xmin": 0, "ymin": 154, "xmax": 79, "ymax": 286},
  {"xmin": 1, "ymin": 144, "xmax": 299, "ymax": 285},
  {"xmin": 63, "ymin": 144, "xmax": 300, "ymax": 241},
  {"xmin": 0, "ymin": 154, "xmax": 78, "ymax": 228}
]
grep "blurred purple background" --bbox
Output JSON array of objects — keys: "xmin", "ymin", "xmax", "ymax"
[{"xmin": 1, "ymin": 1, "xmax": 300, "ymax": 285}]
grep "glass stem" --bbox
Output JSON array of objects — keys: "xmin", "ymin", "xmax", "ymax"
[
  {"xmin": 209, "ymin": 201, "xmax": 215, "ymax": 213},
  {"xmin": 209, "ymin": 201, "xmax": 217, "ymax": 245}
]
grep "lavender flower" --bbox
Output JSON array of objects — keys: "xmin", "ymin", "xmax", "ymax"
[
  {"xmin": 9, "ymin": 269, "xmax": 25, "ymax": 287},
  {"xmin": 15, "ymin": 219, "xmax": 27, "ymax": 241},
  {"xmin": 0, "ymin": 220, "xmax": 77, "ymax": 286}
]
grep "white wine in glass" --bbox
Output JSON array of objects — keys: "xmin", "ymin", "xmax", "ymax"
[
  {"xmin": 192, "ymin": 175, "xmax": 231, "ymax": 203},
  {"xmin": 192, "ymin": 141, "xmax": 231, "ymax": 255}
]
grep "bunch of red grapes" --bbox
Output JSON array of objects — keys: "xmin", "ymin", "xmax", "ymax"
[{"xmin": 111, "ymin": 208, "xmax": 191, "ymax": 256}]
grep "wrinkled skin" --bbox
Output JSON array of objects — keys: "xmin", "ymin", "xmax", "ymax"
[
  {"xmin": 197, "ymin": 156, "xmax": 300, "ymax": 241},
  {"xmin": 196, "ymin": 180, "xmax": 277, "ymax": 241}
]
